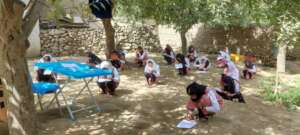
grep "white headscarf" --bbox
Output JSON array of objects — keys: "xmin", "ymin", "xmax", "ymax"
[
  {"xmin": 39, "ymin": 54, "xmax": 56, "ymax": 63},
  {"xmin": 200, "ymin": 55, "xmax": 209, "ymax": 62},
  {"xmin": 194, "ymin": 55, "xmax": 209, "ymax": 68},
  {"xmin": 144, "ymin": 59, "xmax": 160, "ymax": 77},
  {"xmin": 218, "ymin": 51, "xmax": 230, "ymax": 61}
]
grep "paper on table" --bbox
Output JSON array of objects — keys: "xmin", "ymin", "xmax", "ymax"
[
  {"xmin": 43, "ymin": 69, "xmax": 52, "ymax": 75},
  {"xmin": 177, "ymin": 119, "xmax": 197, "ymax": 129},
  {"xmin": 62, "ymin": 63, "xmax": 79, "ymax": 71},
  {"xmin": 62, "ymin": 63, "xmax": 79, "ymax": 69}
]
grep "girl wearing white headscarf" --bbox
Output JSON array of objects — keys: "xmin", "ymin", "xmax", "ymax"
[
  {"xmin": 96, "ymin": 61, "xmax": 120, "ymax": 96},
  {"xmin": 135, "ymin": 46, "xmax": 148, "ymax": 67},
  {"xmin": 36, "ymin": 54, "xmax": 56, "ymax": 82},
  {"xmin": 194, "ymin": 56, "xmax": 210, "ymax": 71},
  {"xmin": 144, "ymin": 59, "xmax": 160, "ymax": 85},
  {"xmin": 216, "ymin": 57, "xmax": 245, "ymax": 103}
]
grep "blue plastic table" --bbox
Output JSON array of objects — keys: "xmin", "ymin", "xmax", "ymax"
[{"xmin": 35, "ymin": 61, "xmax": 112, "ymax": 120}]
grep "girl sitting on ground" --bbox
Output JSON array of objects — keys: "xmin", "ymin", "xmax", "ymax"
[
  {"xmin": 162, "ymin": 44, "xmax": 176, "ymax": 65},
  {"xmin": 144, "ymin": 59, "xmax": 160, "ymax": 86},
  {"xmin": 96, "ymin": 61, "xmax": 120, "ymax": 96},
  {"xmin": 36, "ymin": 54, "xmax": 56, "ymax": 83},
  {"xmin": 194, "ymin": 56, "xmax": 210, "ymax": 71},
  {"xmin": 135, "ymin": 46, "xmax": 148, "ymax": 67},
  {"xmin": 186, "ymin": 82, "xmax": 223, "ymax": 120},
  {"xmin": 216, "ymin": 75, "xmax": 245, "ymax": 103},
  {"xmin": 216, "ymin": 57, "xmax": 245, "ymax": 103},
  {"xmin": 187, "ymin": 46, "xmax": 198, "ymax": 63},
  {"xmin": 243, "ymin": 53, "xmax": 256, "ymax": 80},
  {"xmin": 110, "ymin": 50, "xmax": 125, "ymax": 71},
  {"xmin": 175, "ymin": 53, "xmax": 188, "ymax": 75}
]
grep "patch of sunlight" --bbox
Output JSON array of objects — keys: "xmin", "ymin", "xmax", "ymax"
[
  {"xmin": 65, "ymin": 127, "xmax": 85, "ymax": 134},
  {"xmin": 191, "ymin": 129, "xmax": 198, "ymax": 134},
  {"xmin": 88, "ymin": 125, "xmax": 102, "ymax": 130},
  {"xmin": 264, "ymin": 127, "xmax": 282, "ymax": 135},
  {"xmin": 258, "ymin": 70, "xmax": 275, "ymax": 78},
  {"xmin": 163, "ymin": 106, "xmax": 185, "ymax": 113},
  {"xmin": 199, "ymin": 129, "xmax": 209, "ymax": 134},
  {"xmin": 242, "ymin": 86, "xmax": 258, "ymax": 95},
  {"xmin": 8, "ymin": 112, "xmax": 26, "ymax": 135},
  {"xmin": 118, "ymin": 110, "xmax": 139, "ymax": 121},
  {"xmin": 9, "ymin": 96, "xmax": 19, "ymax": 108},
  {"xmin": 89, "ymin": 129, "xmax": 105, "ymax": 135},
  {"xmin": 151, "ymin": 123, "xmax": 161, "ymax": 128}
]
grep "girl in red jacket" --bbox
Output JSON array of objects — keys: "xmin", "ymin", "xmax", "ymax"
[{"xmin": 186, "ymin": 82, "xmax": 223, "ymax": 120}]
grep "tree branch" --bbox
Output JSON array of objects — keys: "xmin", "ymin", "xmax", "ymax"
[
  {"xmin": 22, "ymin": 0, "xmax": 44, "ymax": 38},
  {"xmin": 23, "ymin": 0, "xmax": 36, "ymax": 17}
]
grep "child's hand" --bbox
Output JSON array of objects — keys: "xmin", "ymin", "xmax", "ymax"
[
  {"xmin": 186, "ymin": 113, "xmax": 194, "ymax": 120},
  {"xmin": 224, "ymin": 91, "xmax": 234, "ymax": 97},
  {"xmin": 185, "ymin": 113, "xmax": 193, "ymax": 120}
]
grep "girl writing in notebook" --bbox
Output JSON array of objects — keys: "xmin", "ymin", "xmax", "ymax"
[{"xmin": 186, "ymin": 82, "xmax": 223, "ymax": 120}]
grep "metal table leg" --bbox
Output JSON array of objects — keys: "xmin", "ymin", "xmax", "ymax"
[{"xmin": 83, "ymin": 78, "xmax": 101, "ymax": 112}]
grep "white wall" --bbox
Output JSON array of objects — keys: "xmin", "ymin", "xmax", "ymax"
[{"xmin": 26, "ymin": 20, "xmax": 41, "ymax": 57}]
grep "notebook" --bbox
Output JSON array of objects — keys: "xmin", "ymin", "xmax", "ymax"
[
  {"xmin": 175, "ymin": 64, "xmax": 183, "ymax": 69},
  {"xmin": 177, "ymin": 119, "xmax": 197, "ymax": 129}
]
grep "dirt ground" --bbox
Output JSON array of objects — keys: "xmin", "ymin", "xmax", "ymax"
[{"xmin": 1, "ymin": 53, "xmax": 300, "ymax": 135}]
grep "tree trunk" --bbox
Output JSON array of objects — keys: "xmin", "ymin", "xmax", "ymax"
[
  {"xmin": 0, "ymin": 1, "xmax": 38, "ymax": 135},
  {"xmin": 276, "ymin": 44, "xmax": 287, "ymax": 73},
  {"xmin": 180, "ymin": 30, "xmax": 188, "ymax": 55},
  {"xmin": 274, "ymin": 44, "xmax": 287, "ymax": 93},
  {"xmin": 102, "ymin": 18, "xmax": 115, "ymax": 59}
]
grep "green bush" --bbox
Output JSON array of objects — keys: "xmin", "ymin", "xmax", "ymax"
[{"xmin": 260, "ymin": 77, "xmax": 300, "ymax": 111}]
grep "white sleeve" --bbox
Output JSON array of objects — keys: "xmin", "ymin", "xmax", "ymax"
[
  {"xmin": 95, "ymin": 64, "xmax": 101, "ymax": 69},
  {"xmin": 194, "ymin": 51, "xmax": 198, "ymax": 57},
  {"xmin": 185, "ymin": 58, "xmax": 190, "ymax": 67},
  {"xmin": 140, "ymin": 51, "xmax": 147, "ymax": 59},
  {"xmin": 113, "ymin": 68, "xmax": 120, "ymax": 82},
  {"xmin": 205, "ymin": 91, "xmax": 221, "ymax": 113},
  {"xmin": 144, "ymin": 66, "xmax": 148, "ymax": 74},
  {"xmin": 171, "ymin": 52, "xmax": 175, "ymax": 59},
  {"xmin": 249, "ymin": 65, "xmax": 256, "ymax": 73},
  {"xmin": 155, "ymin": 65, "xmax": 160, "ymax": 77}
]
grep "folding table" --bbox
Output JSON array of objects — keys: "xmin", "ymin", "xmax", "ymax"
[{"xmin": 34, "ymin": 61, "xmax": 112, "ymax": 120}]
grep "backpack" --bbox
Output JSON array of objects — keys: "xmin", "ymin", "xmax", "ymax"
[{"xmin": 89, "ymin": 0, "xmax": 113, "ymax": 19}]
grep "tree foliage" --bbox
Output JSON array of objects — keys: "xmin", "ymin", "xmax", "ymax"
[
  {"xmin": 117, "ymin": 0, "xmax": 206, "ymax": 32},
  {"xmin": 118, "ymin": 0, "xmax": 300, "ymax": 45}
]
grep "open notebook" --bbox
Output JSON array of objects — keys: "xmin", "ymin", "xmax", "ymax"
[
  {"xmin": 175, "ymin": 64, "xmax": 183, "ymax": 69},
  {"xmin": 177, "ymin": 119, "xmax": 197, "ymax": 128}
]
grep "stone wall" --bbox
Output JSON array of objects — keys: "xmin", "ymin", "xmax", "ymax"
[{"xmin": 40, "ymin": 23, "xmax": 161, "ymax": 56}]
